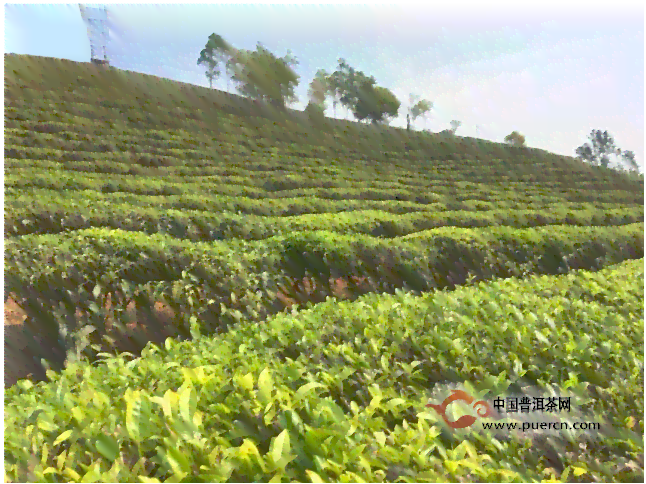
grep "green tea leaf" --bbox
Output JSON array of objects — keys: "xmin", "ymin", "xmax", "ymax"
[
  {"xmin": 125, "ymin": 390, "xmax": 143, "ymax": 442},
  {"xmin": 237, "ymin": 373, "xmax": 255, "ymax": 392},
  {"xmin": 95, "ymin": 435, "xmax": 119, "ymax": 462},
  {"xmin": 80, "ymin": 462, "xmax": 101, "ymax": 483},
  {"xmin": 269, "ymin": 429, "xmax": 291, "ymax": 466},
  {"xmin": 295, "ymin": 382, "xmax": 326, "ymax": 403},
  {"xmin": 53, "ymin": 430, "xmax": 73, "ymax": 447},
  {"xmin": 258, "ymin": 368, "xmax": 274, "ymax": 404}
]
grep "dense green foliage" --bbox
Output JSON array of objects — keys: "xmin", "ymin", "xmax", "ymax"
[
  {"xmin": 7, "ymin": 220, "xmax": 644, "ymax": 399},
  {"xmin": 196, "ymin": 33, "xmax": 233, "ymax": 89},
  {"xmin": 575, "ymin": 129, "xmax": 638, "ymax": 171},
  {"xmin": 4, "ymin": 54, "xmax": 644, "ymax": 482},
  {"xmin": 352, "ymin": 84, "xmax": 401, "ymax": 125},
  {"xmin": 6, "ymin": 196, "xmax": 643, "ymax": 239},
  {"xmin": 504, "ymin": 131, "xmax": 526, "ymax": 148},
  {"xmin": 227, "ymin": 43, "xmax": 299, "ymax": 108},
  {"xmin": 5, "ymin": 260, "xmax": 644, "ymax": 482}
]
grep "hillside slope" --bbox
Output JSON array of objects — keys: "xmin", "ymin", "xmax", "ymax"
[
  {"xmin": 5, "ymin": 54, "xmax": 643, "ymax": 195},
  {"xmin": 5, "ymin": 53, "xmax": 644, "ymax": 381},
  {"xmin": 4, "ymin": 52, "xmax": 645, "ymax": 483}
]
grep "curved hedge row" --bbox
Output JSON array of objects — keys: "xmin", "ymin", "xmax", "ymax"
[
  {"xmin": 4, "ymin": 259, "xmax": 643, "ymax": 482},
  {"xmin": 6, "ymin": 195, "xmax": 643, "ymax": 239},
  {"xmin": 6, "ymin": 223, "xmax": 643, "ymax": 373}
]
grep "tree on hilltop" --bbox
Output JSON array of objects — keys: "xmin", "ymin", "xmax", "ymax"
[
  {"xmin": 352, "ymin": 83, "xmax": 400, "ymax": 125},
  {"xmin": 326, "ymin": 72, "xmax": 343, "ymax": 119},
  {"xmin": 197, "ymin": 33, "xmax": 234, "ymax": 89},
  {"xmin": 621, "ymin": 150, "xmax": 638, "ymax": 171},
  {"xmin": 450, "ymin": 120, "xmax": 462, "ymax": 135},
  {"xmin": 408, "ymin": 94, "xmax": 432, "ymax": 130},
  {"xmin": 228, "ymin": 42, "xmax": 300, "ymax": 108},
  {"xmin": 408, "ymin": 94, "xmax": 420, "ymax": 130},
  {"xmin": 504, "ymin": 131, "xmax": 526, "ymax": 147},
  {"xmin": 305, "ymin": 101, "xmax": 326, "ymax": 125},
  {"xmin": 325, "ymin": 59, "xmax": 400, "ymax": 124},
  {"xmin": 575, "ymin": 129, "xmax": 638, "ymax": 171},
  {"xmin": 308, "ymin": 69, "xmax": 330, "ymax": 109},
  {"xmin": 327, "ymin": 59, "xmax": 376, "ymax": 120}
]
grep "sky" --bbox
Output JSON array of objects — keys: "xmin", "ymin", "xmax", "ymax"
[{"xmin": 5, "ymin": 0, "xmax": 645, "ymax": 170}]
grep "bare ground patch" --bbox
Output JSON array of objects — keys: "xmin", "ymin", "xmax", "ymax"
[{"xmin": 4, "ymin": 275, "xmax": 373, "ymax": 388}]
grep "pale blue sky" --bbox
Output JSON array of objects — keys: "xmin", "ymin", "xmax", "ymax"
[{"xmin": 5, "ymin": 1, "xmax": 644, "ymax": 170}]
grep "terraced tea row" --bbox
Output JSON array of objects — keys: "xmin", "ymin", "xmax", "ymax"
[
  {"xmin": 6, "ymin": 197, "xmax": 643, "ymax": 239},
  {"xmin": 6, "ymin": 169, "xmax": 641, "ymax": 210},
  {"xmin": 7, "ymin": 222, "xmax": 642, "ymax": 372},
  {"xmin": 8, "ymin": 125, "xmax": 620, "ymax": 190},
  {"xmin": 2, "ymin": 132, "xmax": 564, "ymax": 182},
  {"xmin": 1, "ymin": 93, "xmax": 639, "ymax": 165},
  {"xmin": 3, "ymin": 149, "xmax": 548, "ymax": 187},
  {"xmin": 10, "ymin": 187, "xmax": 628, "ymax": 216},
  {"xmin": 7, "ymin": 98, "xmax": 641, "ymax": 188},
  {"xmin": 5, "ymin": 54, "xmax": 644, "ymax": 482},
  {"xmin": 3, "ymin": 145, "xmax": 517, "ymax": 181},
  {"xmin": 6, "ymin": 158, "xmax": 637, "ymax": 206},
  {"xmin": 5, "ymin": 259, "xmax": 642, "ymax": 482},
  {"xmin": 5, "ymin": 139, "xmax": 637, "ymax": 192},
  {"xmin": 0, "ymin": 125, "xmax": 604, "ymax": 174}
]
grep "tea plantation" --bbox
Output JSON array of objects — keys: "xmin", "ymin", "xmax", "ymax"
[{"xmin": 4, "ymin": 54, "xmax": 644, "ymax": 482}]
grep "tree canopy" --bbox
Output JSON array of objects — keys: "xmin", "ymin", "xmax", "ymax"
[
  {"xmin": 307, "ymin": 69, "xmax": 330, "ymax": 108},
  {"xmin": 576, "ymin": 129, "xmax": 638, "ymax": 171},
  {"xmin": 328, "ymin": 59, "xmax": 377, "ymax": 118},
  {"xmin": 227, "ymin": 43, "xmax": 300, "ymax": 108},
  {"xmin": 197, "ymin": 33, "xmax": 234, "ymax": 89},
  {"xmin": 352, "ymin": 83, "xmax": 400, "ymax": 124},
  {"xmin": 408, "ymin": 94, "xmax": 432, "ymax": 129},
  {"xmin": 504, "ymin": 131, "xmax": 526, "ymax": 147},
  {"xmin": 325, "ymin": 59, "xmax": 400, "ymax": 124}
]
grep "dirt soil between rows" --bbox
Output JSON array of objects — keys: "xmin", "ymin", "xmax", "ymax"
[
  {"xmin": 4, "ymin": 276, "xmax": 369, "ymax": 388},
  {"xmin": 4, "ymin": 295, "xmax": 179, "ymax": 389}
]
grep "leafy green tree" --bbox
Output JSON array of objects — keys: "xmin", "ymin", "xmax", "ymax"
[
  {"xmin": 225, "ymin": 50, "xmax": 243, "ymax": 91},
  {"xmin": 352, "ymin": 83, "xmax": 400, "ymax": 124},
  {"xmin": 621, "ymin": 150, "xmax": 638, "ymax": 171},
  {"xmin": 575, "ymin": 130, "xmax": 616, "ymax": 168},
  {"xmin": 308, "ymin": 69, "xmax": 329, "ymax": 109},
  {"xmin": 575, "ymin": 129, "xmax": 638, "ymax": 170},
  {"xmin": 450, "ymin": 120, "xmax": 462, "ymax": 134},
  {"xmin": 328, "ymin": 59, "xmax": 376, "ymax": 120},
  {"xmin": 408, "ymin": 94, "xmax": 432, "ymax": 129},
  {"xmin": 408, "ymin": 94, "xmax": 420, "ymax": 126},
  {"xmin": 504, "ymin": 131, "xmax": 526, "ymax": 147},
  {"xmin": 197, "ymin": 34, "xmax": 234, "ymax": 89},
  {"xmin": 228, "ymin": 43, "xmax": 300, "ymax": 108}
]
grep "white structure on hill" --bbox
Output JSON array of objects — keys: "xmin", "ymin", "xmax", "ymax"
[{"xmin": 79, "ymin": 4, "xmax": 110, "ymax": 65}]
